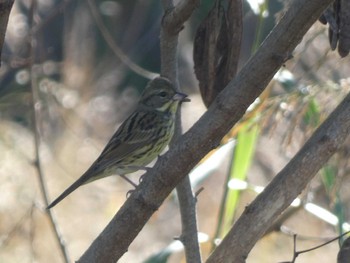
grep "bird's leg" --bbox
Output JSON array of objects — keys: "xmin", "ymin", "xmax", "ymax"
[
  {"xmin": 120, "ymin": 165, "xmax": 152, "ymax": 183},
  {"xmin": 119, "ymin": 174, "xmax": 137, "ymax": 188},
  {"xmin": 117, "ymin": 165, "xmax": 152, "ymax": 185},
  {"xmin": 138, "ymin": 166, "xmax": 154, "ymax": 183},
  {"xmin": 123, "ymin": 165, "xmax": 152, "ymax": 172},
  {"xmin": 138, "ymin": 155, "xmax": 164, "ymax": 182}
]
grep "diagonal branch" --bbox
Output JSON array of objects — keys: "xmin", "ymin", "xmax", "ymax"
[
  {"xmin": 206, "ymin": 92, "xmax": 350, "ymax": 262},
  {"xmin": 77, "ymin": 0, "xmax": 333, "ymax": 262}
]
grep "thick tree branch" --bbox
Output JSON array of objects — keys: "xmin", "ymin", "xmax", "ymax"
[
  {"xmin": 207, "ymin": 92, "xmax": 350, "ymax": 262},
  {"xmin": 78, "ymin": 0, "xmax": 333, "ymax": 262}
]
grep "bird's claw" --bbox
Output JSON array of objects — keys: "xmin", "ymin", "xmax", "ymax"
[{"xmin": 126, "ymin": 189, "xmax": 135, "ymax": 198}]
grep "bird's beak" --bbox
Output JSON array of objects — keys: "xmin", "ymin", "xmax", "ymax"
[{"xmin": 173, "ymin": 92, "xmax": 190, "ymax": 102}]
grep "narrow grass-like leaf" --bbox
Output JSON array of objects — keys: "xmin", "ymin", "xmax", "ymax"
[
  {"xmin": 303, "ymin": 97, "xmax": 320, "ymax": 127},
  {"xmin": 223, "ymin": 122, "xmax": 259, "ymax": 231},
  {"xmin": 322, "ymin": 165, "xmax": 346, "ymax": 243}
]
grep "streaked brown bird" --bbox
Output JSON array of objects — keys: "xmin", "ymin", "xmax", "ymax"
[{"xmin": 47, "ymin": 77, "xmax": 189, "ymax": 209}]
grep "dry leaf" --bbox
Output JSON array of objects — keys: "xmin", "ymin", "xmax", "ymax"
[
  {"xmin": 193, "ymin": 0, "xmax": 242, "ymax": 108},
  {"xmin": 338, "ymin": 0, "xmax": 350, "ymax": 57}
]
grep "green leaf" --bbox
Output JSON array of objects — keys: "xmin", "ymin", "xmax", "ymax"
[
  {"xmin": 303, "ymin": 97, "xmax": 320, "ymax": 127},
  {"xmin": 321, "ymin": 165, "xmax": 336, "ymax": 193},
  {"xmin": 224, "ymin": 122, "xmax": 259, "ymax": 231}
]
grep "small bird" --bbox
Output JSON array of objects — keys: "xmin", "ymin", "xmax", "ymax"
[{"xmin": 47, "ymin": 77, "xmax": 189, "ymax": 209}]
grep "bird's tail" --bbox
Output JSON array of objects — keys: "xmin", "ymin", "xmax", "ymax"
[{"xmin": 47, "ymin": 170, "xmax": 97, "ymax": 209}]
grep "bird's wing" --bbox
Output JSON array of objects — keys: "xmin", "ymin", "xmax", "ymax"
[
  {"xmin": 89, "ymin": 111, "xmax": 167, "ymax": 174},
  {"xmin": 46, "ymin": 116, "xmax": 156, "ymax": 209}
]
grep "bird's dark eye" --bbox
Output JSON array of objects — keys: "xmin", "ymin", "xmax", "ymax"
[{"xmin": 158, "ymin": 91, "xmax": 168, "ymax": 98}]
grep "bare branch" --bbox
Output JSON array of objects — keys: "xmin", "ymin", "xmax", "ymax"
[
  {"xmin": 28, "ymin": 1, "xmax": 70, "ymax": 262},
  {"xmin": 78, "ymin": 0, "xmax": 333, "ymax": 262},
  {"xmin": 0, "ymin": 0, "xmax": 14, "ymax": 65},
  {"xmin": 162, "ymin": 0, "xmax": 200, "ymax": 35},
  {"xmin": 161, "ymin": 0, "xmax": 202, "ymax": 262},
  {"xmin": 207, "ymin": 91, "xmax": 350, "ymax": 262},
  {"xmin": 160, "ymin": 0, "xmax": 200, "ymax": 82},
  {"xmin": 176, "ymin": 176, "xmax": 202, "ymax": 263},
  {"xmin": 86, "ymin": 0, "xmax": 157, "ymax": 79}
]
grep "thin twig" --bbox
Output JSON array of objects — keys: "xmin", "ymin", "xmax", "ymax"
[
  {"xmin": 290, "ymin": 231, "xmax": 350, "ymax": 262},
  {"xmin": 28, "ymin": 1, "xmax": 70, "ymax": 262},
  {"xmin": 195, "ymin": 187, "xmax": 204, "ymax": 197},
  {"xmin": 0, "ymin": 0, "xmax": 14, "ymax": 64},
  {"xmin": 86, "ymin": 0, "xmax": 157, "ymax": 80},
  {"xmin": 292, "ymin": 234, "xmax": 297, "ymax": 262},
  {"xmin": 30, "ymin": 50, "xmax": 71, "ymax": 263},
  {"xmin": 297, "ymin": 231, "xmax": 350, "ymax": 255}
]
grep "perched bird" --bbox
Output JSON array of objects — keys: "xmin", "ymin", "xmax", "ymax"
[{"xmin": 47, "ymin": 77, "xmax": 189, "ymax": 209}]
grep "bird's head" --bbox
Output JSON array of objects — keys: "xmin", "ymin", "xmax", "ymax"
[{"xmin": 139, "ymin": 77, "xmax": 190, "ymax": 112}]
